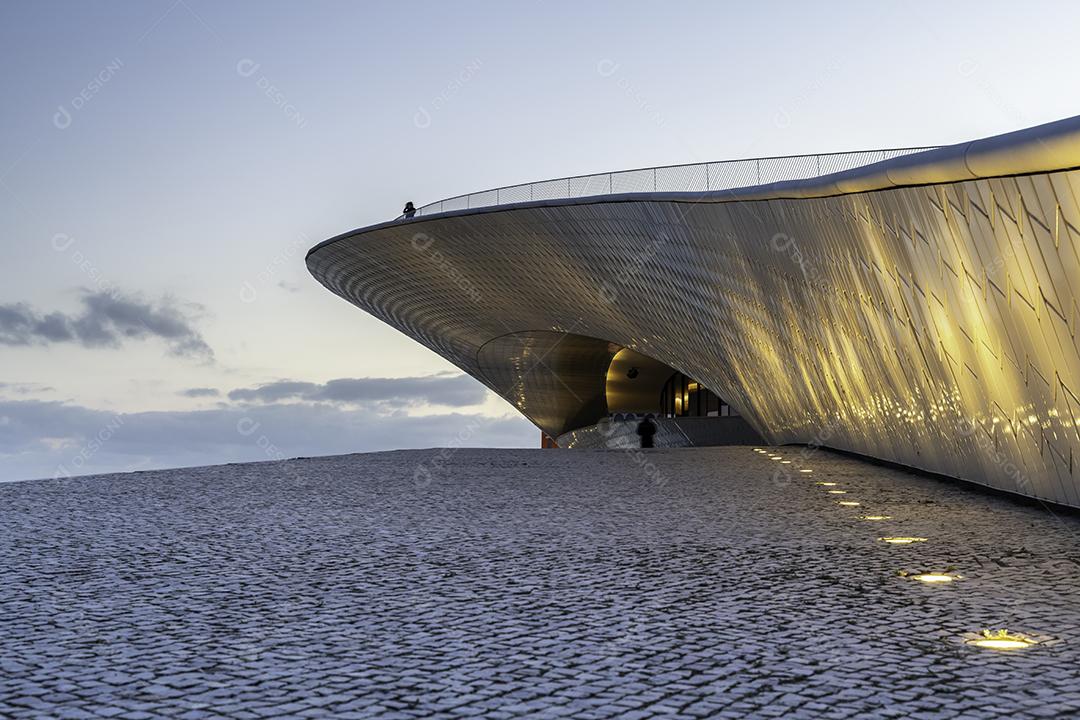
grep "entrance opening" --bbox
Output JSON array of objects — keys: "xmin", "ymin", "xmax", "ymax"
[{"xmin": 658, "ymin": 370, "xmax": 740, "ymax": 418}]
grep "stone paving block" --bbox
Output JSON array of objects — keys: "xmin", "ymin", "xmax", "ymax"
[{"xmin": 2, "ymin": 448, "xmax": 1080, "ymax": 718}]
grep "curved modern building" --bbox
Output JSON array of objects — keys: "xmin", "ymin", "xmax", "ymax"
[{"xmin": 308, "ymin": 115, "xmax": 1080, "ymax": 508}]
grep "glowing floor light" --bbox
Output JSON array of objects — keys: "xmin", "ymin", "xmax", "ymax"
[
  {"xmin": 967, "ymin": 629, "xmax": 1035, "ymax": 650},
  {"xmin": 899, "ymin": 570, "xmax": 960, "ymax": 583},
  {"xmin": 837, "ymin": 501, "xmax": 861, "ymax": 507},
  {"xmin": 859, "ymin": 515, "xmax": 892, "ymax": 521},
  {"xmin": 827, "ymin": 490, "xmax": 847, "ymax": 495},
  {"xmin": 816, "ymin": 482, "xmax": 837, "ymax": 486},
  {"xmin": 911, "ymin": 573, "xmax": 957, "ymax": 583},
  {"xmin": 879, "ymin": 537, "xmax": 927, "ymax": 544},
  {"xmin": 799, "ymin": 469, "xmax": 813, "ymax": 474}
]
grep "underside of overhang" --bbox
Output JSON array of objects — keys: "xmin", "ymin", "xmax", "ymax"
[{"xmin": 475, "ymin": 330, "xmax": 709, "ymax": 437}]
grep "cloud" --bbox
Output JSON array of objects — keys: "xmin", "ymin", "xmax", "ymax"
[
  {"xmin": 179, "ymin": 387, "xmax": 220, "ymax": 398},
  {"xmin": 0, "ymin": 399, "xmax": 535, "ymax": 482},
  {"xmin": 229, "ymin": 381, "xmax": 318, "ymax": 403},
  {"xmin": 0, "ymin": 291, "xmax": 212, "ymax": 361},
  {"xmin": 227, "ymin": 374, "xmax": 487, "ymax": 408},
  {"xmin": 0, "ymin": 371, "xmax": 523, "ymax": 482},
  {"xmin": 0, "ymin": 382, "xmax": 55, "ymax": 395}
]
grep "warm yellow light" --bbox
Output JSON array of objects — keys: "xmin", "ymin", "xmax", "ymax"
[
  {"xmin": 799, "ymin": 469, "xmax": 813, "ymax": 474},
  {"xmin": 837, "ymin": 501, "xmax": 861, "ymax": 506},
  {"xmin": 781, "ymin": 460, "xmax": 791, "ymax": 464},
  {"xmin": 859, "ymin": 515, "xmax": 892, "ymax": 521},
  {"xmin": 770, "ymin": 456, "xmax": 782, "ymax": 461},
  {"xmin": 968, "ymin": 630, "xmax": 1035, "ymax": 650},
  {"xmin": 973, "ymin": 638, "xmax": 1030, "ymax": 650},
  {"xmin": 816, "ymin": 482, "xmax": 837, "ymax": 486},
  {"xmin": 827, "ymin": 490, "xmax": 847, "ymax": 494},
  {"xmin": 911, "ymin": 573, "xmax": 955, "ymax": 583},
  {"xmin": 880, "ymin": 537, "xmax": 927, "ymax": 544}
]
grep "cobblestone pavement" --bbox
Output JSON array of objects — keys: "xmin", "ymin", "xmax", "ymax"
[{"xmin": 3, "ymin": 447, "xmax": 1080, "ymax": 719}]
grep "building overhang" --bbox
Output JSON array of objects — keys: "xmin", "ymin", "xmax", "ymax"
[{"xmin": 308, "ymin": 114, "xmax": 1080, "ymax": 507}]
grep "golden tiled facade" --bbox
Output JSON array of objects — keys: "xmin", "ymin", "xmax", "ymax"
[{"xmin": 308, "ymin": 116, "xmax": 1080, "ymax": 506}]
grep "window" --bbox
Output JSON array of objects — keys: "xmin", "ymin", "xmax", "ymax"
[{"xmin": 659, "ymin": 372, "xmax": 738, "ymax": 418}]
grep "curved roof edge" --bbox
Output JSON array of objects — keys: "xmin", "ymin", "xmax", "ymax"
[{"xmin": 308, "ymin": 113, "xmax": 1080, "ymax": 259}]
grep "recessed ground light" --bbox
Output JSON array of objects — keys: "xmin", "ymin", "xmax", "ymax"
[
  {"xmin": 859, "ymin": 515, "xmax": 892, "ymax": 521},
  {"xmin": 781, "ymin": 460, "xmax": 792, "ymax": 464},
  {"xmin": 879, "ymin": 537, "xmax": 927, "ymax": 544},
  {"xmin": 827, "ymin": 490, "xmax": 847, "ymax": 495},
  {"xmin": 837, "ymin": 501, "xmax": 861, "ymax": 506},
  {"xmin": 967, "ymin": 629, "xmax": 1035, "ymax": 650},
  {"xmin": 816, "ymin": 481, "xmax": 837, "ymax": 486},
  {"xmin": 899, "ymin": 569, "xmax": 960, "ymax": 583},
  {"xmin": 911, "ymin": 573, "xmax": 959, "ymax": 583},
  {"xmin": 770, "ymin": 457, "xmax": 782, "ymax": 461},
  {"xmin": 799, "ymin": 469, "xmax": 813, "ymax": 474}
]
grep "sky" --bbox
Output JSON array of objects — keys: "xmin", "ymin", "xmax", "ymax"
[{"xmin": 2, "ymin": 0, "xmax": 1079, "ymax": 481}]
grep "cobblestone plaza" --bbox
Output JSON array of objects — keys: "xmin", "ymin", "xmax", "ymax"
[{"xmin": 3, "ymin": 447, "xmax": 1079, "ymax": 718}]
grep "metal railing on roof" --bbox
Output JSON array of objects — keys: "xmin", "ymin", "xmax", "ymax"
[{"xmin": 402, "ymin": 146, "xmax": 939, "ymax": 219}]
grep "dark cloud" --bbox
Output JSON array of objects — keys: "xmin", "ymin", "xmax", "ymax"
[
  {"xmin": 228, "ymin": 381, "xmax": 319, "ymax": 403},
  {"xmin": 0, "ymin": 291, "xmax": 212, "ymax": 361},
  {"xmin": 0, "ymin": 382, "xmax": 55, "ymax": 395},
  {"xmin": 0, "ymin": 399, "xmax": 534, "ymax": 482},
  {"xmin": 179, "ymin": 387, "xmax": 220, "ymax": 398},
  {"xmin": 227, "ymin": 374, "xmax": 487, "ymax": 408}
]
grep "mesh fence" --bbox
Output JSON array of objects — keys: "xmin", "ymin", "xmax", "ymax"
[{"xmin": 411, "ymin": 147, "xmax": 938, "ymax": 218}]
